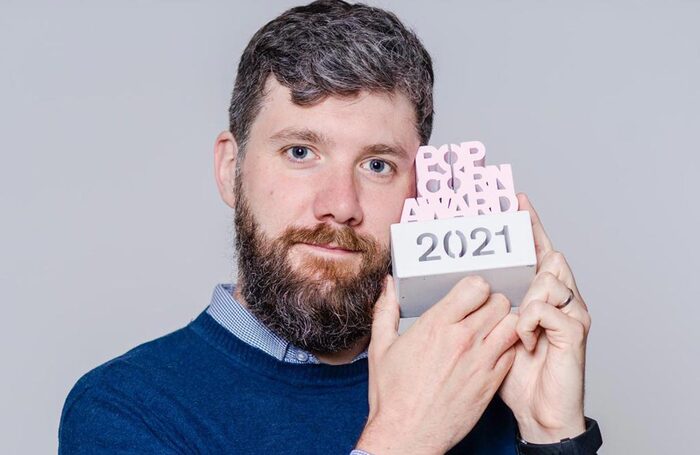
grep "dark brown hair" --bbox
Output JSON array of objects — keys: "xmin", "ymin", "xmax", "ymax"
[{"xmin": 228, "ymin": 0, "xmax": 434, "ymax": 156}]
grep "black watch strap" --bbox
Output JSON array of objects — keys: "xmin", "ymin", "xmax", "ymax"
[{"xmin": 516, "ymin": 417, "xmax": 602, "ymax": 455}]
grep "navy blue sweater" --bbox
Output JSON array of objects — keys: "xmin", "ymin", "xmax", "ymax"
[{"xmin": 59, "ymin": 311, "xmax": 518, "ymax": 454}]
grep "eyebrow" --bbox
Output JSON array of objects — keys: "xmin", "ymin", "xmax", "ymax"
[
  {"xmin": 269, "ymin": 127, "xmax": 334, "ymax": 146},
  {"xmin": 269, "ymin": 127, "xmax": 410, "ymax": 161},
  {"xmin": 362, "ymin": 143, "xmax": 410, "ymax": 162}
]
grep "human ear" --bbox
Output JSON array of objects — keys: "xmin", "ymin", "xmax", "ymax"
[{"xmin": 214, "ymin": 130, "xmax": 238, "ymax": 209}]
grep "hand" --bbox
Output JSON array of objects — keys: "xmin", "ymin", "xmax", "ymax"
[
  {"xmin": 355, "ymin": 275, "xmax": 519, "ymax": 455},
  {"xmin": 498, "ymin": 193, "xmax": 592, "ymax": 443}
]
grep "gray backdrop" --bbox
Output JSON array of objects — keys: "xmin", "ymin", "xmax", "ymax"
[{"xmin": 2, "ymin": 1, "xmax": 698, "ymax": 453}]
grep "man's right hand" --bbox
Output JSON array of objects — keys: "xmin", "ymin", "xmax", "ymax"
[{"xmin": 355, "ymin": 275, "xmax": 519, "ymax": 455}]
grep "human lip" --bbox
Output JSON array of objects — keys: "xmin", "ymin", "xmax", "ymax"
[{"xmin": 299, "ymin": 242, "xmax": 358, "ymax": 254}]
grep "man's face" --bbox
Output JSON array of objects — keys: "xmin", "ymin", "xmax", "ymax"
[{"xmin": 221, "ymin": 77, "xmax": 420, "ymax": 354}]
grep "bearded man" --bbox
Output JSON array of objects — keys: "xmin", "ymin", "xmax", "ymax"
[{"xmin": 59, "ymin": 1, "xmax": 602, "ymax": 453}]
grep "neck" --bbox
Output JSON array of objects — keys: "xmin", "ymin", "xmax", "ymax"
[{"xmin": 233, "ymin": 284, "xmax": 371, "ymax": 366}]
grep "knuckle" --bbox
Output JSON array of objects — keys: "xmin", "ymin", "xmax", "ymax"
[
  {"xmin": 487, "ymin": 318, "xmax": 517, "ymax": 349},
  {"xmin": 546, "ymin": 250, "xmax": 567, "ymax": 268},
  {"xmin": 493, "ymin": 333, "xmax": 514, "ymax": 356},
  {"xmin": 490, "ymin": 293, "xmax": 511, "ymax": 314},
  {"xmin": 527, "ymin": 299, "xmax": 545, "ymax": 313},
  {"xmin": 537, "ymin": 271, "xmax": 558, "ymax": 286},
  {"xmin": 461, "ymin": 275, "xmax": 490, "ymax": 294},
  {"xmin": 455, "ymin": 326, "xmax": 477, "ymax": 351},
  {"xmin": 581, "ymin": 312, "xmax": 592, "ymax": 332}
]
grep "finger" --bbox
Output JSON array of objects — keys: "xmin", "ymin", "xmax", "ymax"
[
  {"xmin": 425, "ymin": 275, "xmax": 491, "ymax": 325},
  {"xmin": 459, "ymin": 292, "xmax": 512, "ymax": 339},
  {"xmin": 540, "ymin": 250, "xmax": 589, "ymax": 316},
  {"xmin": 517, "ymin": 300, "xmax": 586, "ymax": 352},
  {"xmin": 538, "ymin": 250, "xmax": 577, "ymax": 291},
  {"xmin": 520, "ymin": 271, "xmax": 572, "ymax": 312},
  {"xmin": 370, "ymin": 275, "xmax": 400, "ymax": 357},
  {"xmin": 483, "ymin": 313, "xmax": 520, "ymax": 365},
  {"xmin": 517, "ymin": 192, "xmax": 553, "ymax": 265},
  {"xmin": 521, "ymin": 270, "xmax": 591, "ymax": 331},
  {"xmin": 493, "ymin": 345, "xmax": 516, "ymax": 379}
]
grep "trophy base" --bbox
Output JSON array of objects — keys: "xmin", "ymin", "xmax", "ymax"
[{"xmin": 390, "ymin": 211, "xmax": 537, "ymax": 318}]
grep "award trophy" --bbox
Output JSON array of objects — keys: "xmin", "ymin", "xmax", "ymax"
[{"xmin": 390, "ymin": 141, "xmax": 537, "ymax": 318}]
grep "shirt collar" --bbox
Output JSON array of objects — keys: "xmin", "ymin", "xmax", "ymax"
[{"xmin": 206, "ymin": 283, "xmax": 368, "ymax": 364}]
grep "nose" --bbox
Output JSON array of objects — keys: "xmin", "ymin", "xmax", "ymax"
[{"xmin": 312, "ymin": 168, "xmax": 364, "ymax": 227}]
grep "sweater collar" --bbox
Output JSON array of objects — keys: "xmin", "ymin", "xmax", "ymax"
[{"xmin": 189, "ymin": 309, "xmax": 369, "ymax": 386}]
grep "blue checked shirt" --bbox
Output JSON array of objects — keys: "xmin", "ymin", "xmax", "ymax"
[
  {"xmin": 206, "ymin": 283, "xmax": 368, "ymax": 364},
  {"xmin": 206, "ymin": 284, "xmax": 371, "ymax": 455}
]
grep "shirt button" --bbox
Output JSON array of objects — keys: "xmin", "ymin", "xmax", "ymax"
[{"xmin": 295, "ymin": 351, "xmax": 309, "ymax": 362}]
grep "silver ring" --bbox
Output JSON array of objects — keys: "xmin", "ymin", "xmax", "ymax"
[{"xmin": 556, "ymin": 288, "xmax": 575, "ymax": 309}]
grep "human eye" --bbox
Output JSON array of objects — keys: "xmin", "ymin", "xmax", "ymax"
[
  {"xmin": 361, "ymin": 158, "xmax": 394, "ymax": 176},
  {"xmin": 284, "ymin": 145, "xmax": 316, "ymax": 162}
]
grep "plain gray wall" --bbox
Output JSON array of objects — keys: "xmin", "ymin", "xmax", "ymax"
[{"xmin": 2, "ymin": 1, "xmax": 698, "ymax": 453}]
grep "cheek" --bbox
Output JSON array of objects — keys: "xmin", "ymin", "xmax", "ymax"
[
  {"xmin": 245, "ymin": 173, "xmax": 314, "ymax": 233},
  {"xmin": 362, "ymin": 192, "xmax": 406, "ymax": 246}
]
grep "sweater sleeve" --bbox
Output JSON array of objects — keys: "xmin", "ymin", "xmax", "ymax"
[{"xmin": 59, "ymin": 374, "xmax": 180, "ymax": 454}]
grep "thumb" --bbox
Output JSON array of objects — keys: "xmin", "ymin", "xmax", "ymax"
[{"xmin": 370, "ymin": 275, "xmax": 400, "ymax": 357}]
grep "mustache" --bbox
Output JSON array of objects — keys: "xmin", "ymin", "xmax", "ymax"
[{"xmin": 280, "ymin": 224, "xmax": 379, "ymax": 254}]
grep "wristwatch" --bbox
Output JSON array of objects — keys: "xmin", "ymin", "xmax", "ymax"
[{"xmin": 516, "ymin": 417, "xmax": 602, "ymax": 454}]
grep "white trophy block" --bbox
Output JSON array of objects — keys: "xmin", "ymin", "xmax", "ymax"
[
  {"xmin": 391, "ymin": 140, "xmax": 536, "ymax": 318},
  {"xmin": 391, "ymin": 211, "xmax": 536, "ymax": 317}
]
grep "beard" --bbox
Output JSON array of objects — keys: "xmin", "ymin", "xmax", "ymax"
[{"xmin": 233, "ymin": 184, "xmax": 391, "ymax": 355}]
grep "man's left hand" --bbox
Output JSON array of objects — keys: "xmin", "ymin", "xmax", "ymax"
[{"xmin": 498, "ymin": 193, "xmax": 592, "ymax": 444}]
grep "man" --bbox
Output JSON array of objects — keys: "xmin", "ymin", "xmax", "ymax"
[{"xmin": 59, "ymin": 1, "xmax": 602, "ymax": 453}]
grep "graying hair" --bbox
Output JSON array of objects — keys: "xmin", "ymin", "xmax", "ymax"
[{"xmin": 228, "ymin": 0, "xmax": 434, "ymax": 156}]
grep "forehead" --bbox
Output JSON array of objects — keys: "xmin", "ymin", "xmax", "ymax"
[{"xmin": 247, "ymin": 77, "xmax": 420, "ymax": 155}]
